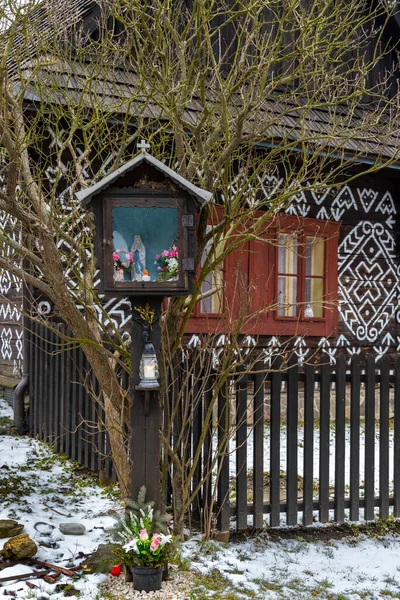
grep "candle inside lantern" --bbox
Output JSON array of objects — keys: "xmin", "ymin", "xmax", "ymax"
[{"xmin": 143, "ymin": 361, "xmax": 156, "ymax": 378}]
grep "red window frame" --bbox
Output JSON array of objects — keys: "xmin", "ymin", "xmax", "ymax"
[{"xmin": 186, "ymin": 213, "xmax": 340, "ymax": 337}]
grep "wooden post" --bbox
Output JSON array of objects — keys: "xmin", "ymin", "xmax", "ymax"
[{"xmin": 129, "ymin": 297, "xmax": 162, "ymax": 510}]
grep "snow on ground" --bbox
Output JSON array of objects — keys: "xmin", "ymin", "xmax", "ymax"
[
  {"xmin": 2, "ymin": 396, "xmax": 400, "ymax": 599},
  {"xmin": 0, "ymin": 398, "xmax": 119, "ymax": 599},
  {"xmin": 185, "ymin": 533, "xmax": 400, "ymax": 599},
  {"xmin": 0, "ymin": 400, "xmax": 13, "ymax": 422}
]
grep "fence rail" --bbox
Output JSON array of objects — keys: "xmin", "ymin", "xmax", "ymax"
[{"xmin": 28, "ymin": 322, "xmax": 400, "ymax": 531}]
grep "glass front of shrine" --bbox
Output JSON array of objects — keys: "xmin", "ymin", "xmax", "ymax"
[{"xmin": 112, "ymin": 206, "xmax": 179, "ymax": 284}]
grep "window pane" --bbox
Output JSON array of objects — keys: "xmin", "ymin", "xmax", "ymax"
[
  {"xmin": 278, "ymin": 234, "xmax": 298, "ymax": 275},
  {"xmin": 305, "ymin": 277, "xmax": 324, "ymax": 317},
  {"xmin": 306, "ymin": 236, "xmax": 325, "ymax": 277},
  {"xmin": 277, "ymin": 275, "xmax": 297, "ymax": 316},
  {"xmin": 200, "ymin": 240, "xmax": 223, "ymax": 314},
  {"xmin": 200, "ymin": 268, "xmax": 223, "ymax": 313}
]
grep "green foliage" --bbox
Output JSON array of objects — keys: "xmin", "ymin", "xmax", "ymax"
[
  {"xmin": 112, "ymin": 486, "xmax": 175, "ymax": 568},
  {"xmin": 124, "ymin": 486, "xmax": 170, "ymax": 534},
  {"xmin": 0, "ymin": 416, "xmax": 13, "ymax": 427}
]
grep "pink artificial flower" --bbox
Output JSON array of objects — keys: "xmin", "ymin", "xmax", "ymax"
[
  {"xmin": 162, "ymin": 250, "xmax": 169, "ymax": 257},
  {"xmin": 168, "ymin": 251, "xmax": 175, "ymax": 257},
  {"xmin": 150, "ymin": 537, "xmax": 160, "ymax": 552},
  {"xmin": 155, "ymin": 254, "xmax": 161, "ymax": 260},
  {"xmin": 117, "ymin": 248, "xmax": 125, "ymax": 252},
  {"xmin": 129, "ymin": 259, "xmax": 133, "ymax": 265},
  {"xmin": 126, "ymin": 252, "xmax": 133, "ymax": 260},
  {"xmin": 112, "ymin": 251, "xmax": 119, "ymax": 261},
  {"xmin": 116, "ymin": 268, "xmax": 121, "ymax": 272},
  {"xmin": 157, "ymin": 267, "xmax": 162, "ymax": 271},
  {"xmin": 139, "ymin": 529, "xmax": 148, "ymax": 542}
]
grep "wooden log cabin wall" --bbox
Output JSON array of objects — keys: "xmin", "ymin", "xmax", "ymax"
[{"xmin": 0, "ymin": 0, "xmax": 399, "ymax": 384}]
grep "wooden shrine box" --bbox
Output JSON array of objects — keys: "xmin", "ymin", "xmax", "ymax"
[{"xmin": 76, "ymin": 149, "xmax": 212, "ymax": 297}]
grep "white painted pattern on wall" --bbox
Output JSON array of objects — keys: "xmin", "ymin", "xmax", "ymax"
[{"xmin": 338, "ymin": 221, "xmax": 400, "ymax": 343}]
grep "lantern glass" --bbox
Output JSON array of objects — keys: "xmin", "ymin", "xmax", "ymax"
[{"xmin": 112, "ymin": 206, "xmax": 179, "ymax": 284}]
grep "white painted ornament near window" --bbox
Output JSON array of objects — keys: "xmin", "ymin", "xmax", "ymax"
[{"xmin": 304, "ymin": 304, "xmax": 314, "ymax": 318}]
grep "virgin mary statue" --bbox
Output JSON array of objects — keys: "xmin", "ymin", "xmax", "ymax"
[{"xmin": 130, "ymin": 235, "xmax": 146, "ymax": 282}]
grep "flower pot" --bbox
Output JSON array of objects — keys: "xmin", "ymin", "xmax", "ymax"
[{"xmin": 130, "ymin": 566, "xmax": 163, "ymax": 592}]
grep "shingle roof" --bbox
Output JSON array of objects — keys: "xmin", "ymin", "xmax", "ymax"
[
  {"xmin": 17, "ymin": 55, "xmax": 400, "ymax": 164},
  {"xmin": 5, "ymin": 0, "xmax": 400, "ymax": 164}
]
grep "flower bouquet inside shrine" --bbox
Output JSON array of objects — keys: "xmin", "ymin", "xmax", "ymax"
[
  {"xmin": 113, "ymin": 248, "xmax": 133, "ymax": 281},
  {"xmin": 155, "ymin": 243, "xmax": 179, "ymax": 282}
]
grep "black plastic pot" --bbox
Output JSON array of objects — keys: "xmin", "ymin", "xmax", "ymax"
[{"xmin": 130, "ymin": 566, "xmax": 163, "ymax": 592}]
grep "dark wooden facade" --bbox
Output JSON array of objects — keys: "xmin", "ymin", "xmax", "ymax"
[{"xmin": 0, "ymin": 0, "xmax": 399, "ymax": 379}]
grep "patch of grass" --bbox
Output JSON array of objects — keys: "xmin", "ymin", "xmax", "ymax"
[
  {"xmin": 253, "ymin": 577, "xmax": 282, "ymax": 592},
  {"xmin": 0, "ymin": 472, "xmax": 33, "ymax": 505},
  {"xmin": 190, "ymin": 570, "xmax": 256, "ymax": 600}
]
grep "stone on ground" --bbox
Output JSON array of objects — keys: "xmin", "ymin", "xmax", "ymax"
[
  {"xmin": 0, "ymin": 519, "xmax": 24, "ymax": 539},
  {"xmin": 59, "ymin": 522, "xmax": 86, "ymax": 535},
  {"xmin": 1, "ymin": 533, "xmax": 37, "ymax": 559}
]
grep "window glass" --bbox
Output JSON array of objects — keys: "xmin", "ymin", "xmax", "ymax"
[
  {"xmin": 112, "ymin": 207, "xmax": 178, "ymax": 283},
  {"xmin": 305, "ymin": 236, "xmax": 325, "ymax": 317},
  {"xmin": 200, "ymin": 236, "xmax": 224, "ymax": 314},
  {"xmin": 277, "ymin": 233, "xmax": 298, "ymax": 316}
]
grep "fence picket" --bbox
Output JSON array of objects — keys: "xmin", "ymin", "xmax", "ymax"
[
  {"xmin": 287, "ymin": 356, "xmax": 299, "ymax": 526},
  {"xmin": 319, "ymin": 361, "xmax": 330, "ymax": 522},
  {"xmin": 236, "ymin": 371, "xmax": 248, "ymax": 531},
  {"xmin": 364, "ymin": 356, "xmax": 375, "ymax": 520},
  {"xmin": 77, "ymin": 348, "xmax": 84, "ymax": 466},
  {"xmin": 191, "ymin": 351, "xmax": 203, "ymax": 523},
  {"xmin": 45, "ymin": 327, "xmax": 52, "ymax": 443},
  {"xmin": 253, "ymin": 365, "xmax": 265, "ymax": 529},
  {"xmin": 379, "ymin": 355, "xmax": 390, "ymax": 520},
  {"xmin": 334, "ymin": 354, "xmax": 346, "ymax": 523},
  {"xmin": 202, "ymin": 371, "xmax": 214, "ymax": 531},
  {"xmin": 394, "ymin": 357, "xmax": 400, "ymax": 517},
  {"xmin": 28, "ymin": 317, "xmax": 34, "ymax": 436},
  {"xmin": 37, "ymin": 324, "xmax": 44, "ymax": 439},
  {"xmin": 31, "ymin": 320, "xmax": 38, "ymax": 437},
  {"xmin": 270, "ymin": 358, "xmax": 282, "ymax": 527},
  {"xmin": 53, "ymin": 328, "xmax": 60, "ymax": 452},
  {"xmin": 303, "ymin": 364, "xmax": 314, "ymax": 526},
  {"xmin": 217, "ymin": 381, "xmax": 230, "ymax": 534},
  {"xmin": 350, "ymin": 355, "xmax": 361, "ymax": 521}
]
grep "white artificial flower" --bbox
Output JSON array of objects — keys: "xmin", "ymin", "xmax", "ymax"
[
  {"xmin": 158, "ymin": 533, "xmax": 172, "ymax": 547},
  {"xmin": 123, "ymin": 537, "xmax": 139, "ymax": 553}
]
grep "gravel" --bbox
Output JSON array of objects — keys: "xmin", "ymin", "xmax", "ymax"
[{"xmin": 100, "ymin": 569, "xmax": 195, "ymax": 599}]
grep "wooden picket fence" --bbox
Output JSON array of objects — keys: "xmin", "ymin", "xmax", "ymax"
[{"xmin": 27, "ymin": 321, "xmax": 400, "ymax": 531}]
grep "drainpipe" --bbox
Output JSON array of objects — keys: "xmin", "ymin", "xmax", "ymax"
[{"xmin": 14, "ymin": 264, "xmax": 30, "ymax": 435}]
